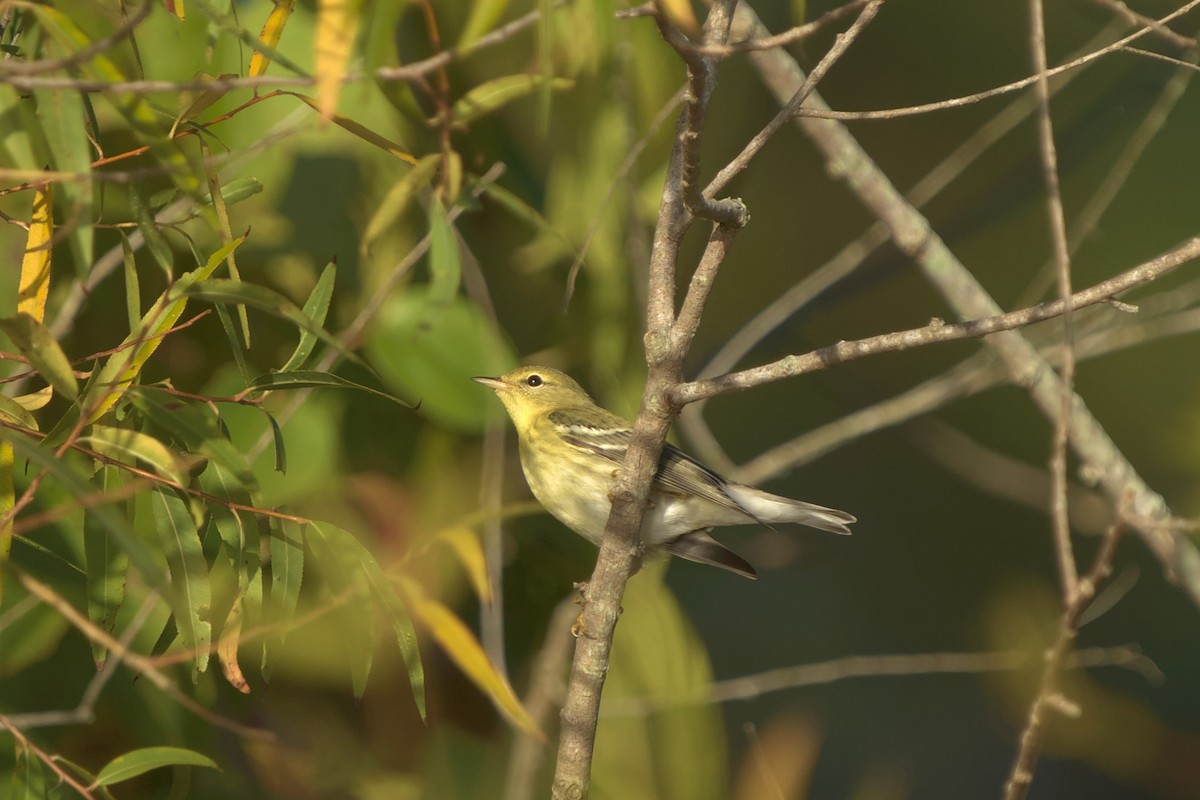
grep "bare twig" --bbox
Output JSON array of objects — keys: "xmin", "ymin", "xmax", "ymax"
[
  {"xmin": 0, "ymin": 714, "xmax": 97, "ymax": 799},
  {"xmin": 1003, "ymin": 520, "xmax": 1127, "ymax": 800},
  {"xmin": 673, "ymin": 236, "xmax": 1200, "ymax": 403},
  {"xmin": 1088, "ymin": 0, "xmax": 1197, "ymax": 50},
  {"xmin": 1029, "ymin": 0, "xmax": 1079, "ymax": 602}
]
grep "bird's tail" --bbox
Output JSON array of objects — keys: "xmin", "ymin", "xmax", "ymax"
[{"xmin": 723, "ymin": 484, "xmax": 855, "ymax": 535}]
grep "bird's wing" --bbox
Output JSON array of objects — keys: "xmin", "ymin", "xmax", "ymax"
[{"xmin": 547, "ymin": 408, "xmax": 756, "ymax": 519}]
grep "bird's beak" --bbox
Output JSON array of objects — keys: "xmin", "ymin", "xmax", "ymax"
[{"xmin": 472, "ymin": 376, "xmax": 505, "ymax": 391}]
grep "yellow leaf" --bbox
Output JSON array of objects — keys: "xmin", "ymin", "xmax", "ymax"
[
  {"xmin": 400, "ymin": 578, "xmax": 541, "ymax": 738},
  {"xmin": 19, "ymin": 187, "xmax": 52, "ymax": 323},
  {"xmin": 433, "ymin": 527, "xmax": 491, "ymax": 605},
  {"xmin": 287, "ymin": 93, "xmax": 416, "ymax": 163},
  {"xmin": 250, "ymin": 0, "xmax": 297, "ymax": 77},
  {"xmin": 314, "ymin": 0, "xmax": 360, "ymax": 120},
  {"xmin": 218, "ymin": 597, "xmax": 251, "ymax": 694}
]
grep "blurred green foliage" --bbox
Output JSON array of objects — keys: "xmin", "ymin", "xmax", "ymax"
[{"xmin": 1, "ymin": 1, "xmax": 1199, "ymax": 799}]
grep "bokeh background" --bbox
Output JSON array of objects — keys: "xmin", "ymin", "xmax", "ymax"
[{"xmin": 2, "ymin": 0, "xmax": 1200, "ymax": 797}]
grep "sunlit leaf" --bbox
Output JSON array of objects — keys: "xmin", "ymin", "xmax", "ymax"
[
  {"xmin": 13, "ymin": 386, "xmax": 52, "ymax": 412},
  {"xmin": 85, "ymin": 234, "xmax": 246, "ymax": 426},
  {"xmin": 152, "ymin": 489, "xmax": 212, "ymax": 679},
  {"xmin": 0, "ymin": 395, "xmax": 39, "ymax": 430},
  {"xmin": 250, "ymin": 0, "xmax": 297, "ymax": 76},
  {"xmin": 84, "ymin": 466, "xmax": 130, "ymax": 668},
  {"xmin": 175, "ymin": 72, "xmax": 237, "ymax": 126},
  {"xmin": 362, "ymin": 154, "xmax": 440, "ymax": 253},
  {"xmin": 402, "ymin": 578, "xmax": 539, "ymax": 736},
  {"xmin": 315, "ymin": 0, "xmax": 362, "ymax": 120},
  {"xmin": 280, "ymin": 260, "xmax": 336, "ymax": 372},
  {"xmin": 129, "ymin": 389, "xmax": 256, "ymax": 487},
  {"xmin": 654, "ymin": 0, "xmax": 700, "ymax": 36},
  {"xmin": 0, "ymin": 313, "xmax": 78, "ymax": 401},
  {"xmin": 93, "ymin": 747, "xmax": 219, "ymax": 788},
  {"xmin": 18, "ymin": 186, "xmax": 52, "ymax": 321},
  {"xmin": 440, "ymin": 75, "xmax": 574, "ymax": 126},
  {"xmin": 218, "ymin": 597, "xmax": 251, "ymax": 694}
]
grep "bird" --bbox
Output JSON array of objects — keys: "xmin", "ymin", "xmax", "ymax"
[{"xmin": 473, "ymin": 366, "xmax": 855, "ymax": 579}]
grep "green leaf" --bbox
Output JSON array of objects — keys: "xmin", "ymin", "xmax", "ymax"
[
  {"xmin": 120, "ymin": 232, "xmax": 141, "ymax": 330},
  {"xmin": 84, "ymin": 466, "xmax": 130, "ymax": 668},
  {"xmin": 81, "ymin": 425, "xmax": 191, "ymax": 488},
  {"xmin": 131, "ymin": 187, "xmax": 175, "ymax": 279},
  {"xmin": 307, "ymin": 522, "xmax": 425, "ymax": 716},
  {"xmin": 93, "ymin": 746, "xmax": 219, "ymax": 787},
  {"xmin": 263, "ymin": 517, "xmax": 304, "ymax": 680},
  {"xmin": 0, "ymin": 313, "xmax": 78, "ymax": 401},
  {"xmin": 305, "ymin": 522, "xmax": 379, "ymax": 698},
  {"xmin": 0, "ymin": 394, "xmax": 39, "ymax": 430},
  {"xmin": 32, "ymin": 86, "xmax": 93, "ymax": 275},
  {"xmin": 362, "ymin": 154, "xmax": 441, "ymax": 253},
  {"xmin": 366, "ymin": 289, "xmax": 516, "ymax": 432},
  {"xmin": 458, "ymin": 0, "xmax": 509, "ymax": 48},
  {"xmin": 443, "ymin": 75, "xmax": 574, "ymax": 126},
  {"xmin": 279, "ymin": 260, "xmax": 337, "ymax": 373},
  {"xmin": 246, "ymin": 370, "xmax": 414, "ymax": 409},
  {"xmin": 129, "ymin": 389, "xmax": 256, "ymax": 487},
  {"xmin": 6, "ymin": 436, "xmax": 168, "ymax": 597},
  {"xmin": 84, "ymin": 234, "xmax": 246, "ymax": 426},
  {"xmin": 151, "ymin": 490, "xmax": 212, "ymax": 679},
  {"xmin": 427, "ymin": 202, "xmax": 461, "ymax": 310}
]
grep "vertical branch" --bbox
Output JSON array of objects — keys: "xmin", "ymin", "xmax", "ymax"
[
  {"xmin": 550, "ymin": 2, "xmax": 745, "ymax": 796},
  {"xmin": 1002, "ymin": 519, "xmax": 1126, "ymax": 800},
  {"xmin": 1029, "ymin": 0, "xmax": 1079, "ymax": 603}
]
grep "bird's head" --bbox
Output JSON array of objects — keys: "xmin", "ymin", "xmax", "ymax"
[{"xmin": 472, "ymin": 366, "xmax": 593, "ymax": 430}]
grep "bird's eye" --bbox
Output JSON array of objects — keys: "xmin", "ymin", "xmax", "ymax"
[{"xmin": 525, "ymin": 374, "xmax": 543, "ymax": 387}]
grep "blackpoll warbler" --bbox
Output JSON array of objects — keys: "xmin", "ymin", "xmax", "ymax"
[{"xmin": 474, "ymin": 366, "xmax": 854, "ymax": 579}]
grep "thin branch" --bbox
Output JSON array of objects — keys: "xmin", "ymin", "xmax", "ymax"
[
  {"xmin": 1029, "ymin": 0, "xmax": 1079, "ymax": 602},
  {"xmin": 788, "ymin": 0, "xmax": 1200, "ymax": 122},
  {"xmin": 0, "ymin": 715, "xmax": 97, "ymax": 799},
  {"xmin": 674, "ymin": 236, "xmax": 1200, "ymax": 403},
  {"xmin": 601, "ymin": 643, "xmax": 1158, "ymax": 716},
  {"xmin": 1088, "ymin": 0, "xmax": 1197, "ymax": 50},
  {"xmin": 0, "ymin": 0, "xmax": 151, "ymax": 75},
  {"xmin": 1003, "ymin": 519, "xmax": 1127, "ymax": 800}
]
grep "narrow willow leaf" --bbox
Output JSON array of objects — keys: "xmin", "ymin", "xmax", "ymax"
[
  {"xmin": 93, "ymin": 747, "xmax": 219, "ymax": 788},
  {"xmin": 18, "ymin": 185, "xmax": 52, "ymax": 321},
  {"xmin": 263, "ymin": 517, "xmax": 304, "ymax": 679},
  {"xmin": 265, "ymin": 410, "xmax": 286, "ymax": 474},
  {"xmin": 175, "ymin": 72, "xmax": 237, "ymax": 126},
  {"xmin": 401, "ymin": 578, "xmax": 539, "ymax": 737},
  {"xmin": 85, "ymin": 466, "xmax": 130, "ymax": 668},
  {"xmin": 427, "ymin": 202, "xmax": 461, "ymax": 309},
  {"xmin": 0, "ymin": 395, "xmax": 39, "ymax": 430},
  {"xmin": 285, "ymin": 92, "xmax": 416, "ymax": 163},
  {"xmin": 305, "ymin": 522, "xmax": 424, "ymax": 713},
  {"xmin": 84, "ymin": 234, "xmax": 246, "ymax": 425},
  {"xmin": 151, "ymin": 490, "xmax": 212, "ymax": 679},
  {"xmin": 13, "ymin": 386, "xmax": 52, "ymax": 412},
  {"xmin": 7, "ymin": 436, "xmax": 168, "ymax": 596},
  {"xmin": 314, "ymin": 0, "xmax": 362, "ymax": 119},
  {"xmin": 35, "ymin": 7, "xmax": 203, "ymax": 200},
  {"xmin": 306, "ymin": 522, "xmax": 378, "ymax": 697},
  {"xmin": 0, "ymin": 313, "xmax": 78, "ymax": 401},
  {"xmin": 279, "ymin": 260, "xmax": 336, "ymax": 372},
  {"xmin": 214, "ymin": 302, "xmax": 252, "ymax": 382},
  {"xmin": 131, "ymin": 187, "xmax": 174, "ymax": 279},
  {"xmin": 200, "ymin": 137, "xmax": 251, "ymax": 345},
  {"xmin": 217, "ymin": 597, "xmax": 251, "ymax": 694},
  {"xmin": 33, "ymin": 86, "xmax": 93, "ymax": 275},
  {"xmin": 82, "ymin": 425, "xmax": 191, "ymax": 488},
  {"xmin": 246, "ymin": 370, "xmax": 414, "ymax": 409},
  {"xmin": 120, "ymin": 232, "xmax": 141, "ymax": 330},
  {"xmin": 362, "ymin": 154, "xmax": 440, "ymax": 253},
  {"xmin": 442, "ymin": 75, "xmax": 573, "ymax": 126},
  {"xmin": 250, "ymin": 0, "xmax": 297, "ymax": 76},
  {"xmin": 129, "ymin": 390, "xmax": 256, "ymax": 487},
  {"xmin": 12, "ymin": 741, "xmax": 50, "ymax": 799},
  {"xmin": 480, "ymin": 182, "xmax": 576, "ymax": 254}
]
